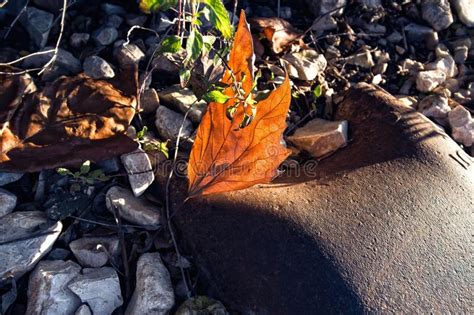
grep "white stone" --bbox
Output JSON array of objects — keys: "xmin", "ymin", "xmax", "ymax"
[
  {"xmin": 418, "ymin": 95, "xmax": 451, "ymax": 119},
  {"xmin": 448, "ymin": 106, "xmax": 473, "ymax": 147},
  {"xmin": 155, "ymin": 106, "xmax": 194, "ymax": 141},
  {"xmin": 416, "ymin": 70, "xmax": 446, "ymax": 92},
  {"xmin": 346, "ymin": 50, "xmax": 375, "ymax": 68},
  {"xmin": 106, "ymin": 186, "xmax": 161, "ymax": 226},
  {"xmin": 83, "ymin": 56, "xmax": 115, "ymax": 79},
  {"xmin": 282, "ymin": 49, "xmax": 327, "ymax": 81},
  {"xmin": 0, "ymin": 211, "xmax": 62, "ymax": 282},
  {"xmin": 0, "ymin": 188, "xmax": 16, "ymax": 218},
  {"xmin": 114, "ymin": 43, "xmax": 145, "ymax": 67},
  {"xmin": 288, "ymin": 118, "xmax": 348, "ymax": 158},
  {"xmin": 425, "ymin": 55, "xmax": 458, "ymax": 78},
  {"xmin": 126, "ymin": 253, "xmax": 174, "ymax": 315},
  {"xmin": 75, "ymin": 304, "xmax": 92, "ymax": 315},
  {"xmin": 452, "ymin": 0, "xmax": 474, "ymax": 27},
  {"xmin": 121, "ymin": 148, "xmax": 155, "ymax": 197},
  {"xmin": 158, "ymin": 85, "xmax": 207, "ymax": 123},
  {"xmin": 421, "ymin": 0, "xmax": 453, "ymax": 31},
  {"xmin": 68, "ymin": 267, "xmax": 123, "ymax": 315},
  {"xmin": 26, "ymin": 260, "xmax": 81, "ymax": 315},
  {"xmin": 70, "ymin": 236, "xmax": 120, "ymax": 268}
]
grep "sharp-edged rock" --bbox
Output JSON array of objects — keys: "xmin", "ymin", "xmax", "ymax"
[
  {"xmin": 114, "ymin": 43, "xmax": 145, "ymax": 67},
  {"xmin": 22, "ymin": 47, "xmax": 81, "ymax": 81},
  {"xmin": 0, "ymin": 211, "xmax": 62, "ymax": 282},
  {"xmin": 93, "ymin": 27, "xmax": 118, "ymax": 46},
  {"xmin": 155, "ymin": 106, "xmax": 194, "ymax": 141},
  {"xmin": 26, "ymin": 260, "xmax": 81, "ymax": 315},
  {"xmin": 158, "ymin": 85, "xmax": 207, "ymax": 123},
  {"xmin": 421, "ymin": 0, "xmax": 453, "ymax": 31},
  {"xmin": 288, "ymin": 118, "xmax": 348, "ymax": 158},
  {"xmin": 69, "ymin": 236, "xmax": 120, "ymax": 268},
  {"xmin": 125, "ymin": 252, "xmax": 175, "ymax": 315},
  {"xmin": 425, "ymin": 55, "xmax": 458, "ymax": 78},
  {"xmin": 83, "ymin": 56, "xmax": 115, "ymax": 79},
  {"xmin": 0, "ymin": 172, "xmax": 23, "ymax": 186},
  {"xmin": 20, "ymin": 7, "xmax": 53, "ymax": 49},
  {"xmin": 106, "ymin": 186, "xmax": 161, "ymax": 226},
  {"xmin": 74, "ymin": 305, "xmax": 92, "ymax": 315},
  {"xmin": 448, "ymin": 105, "xmax": 473, "ymax": 147},
  {"xmin": 120, "ymin": 148, "xmax": 155, "ymax": 197},
  {"xmin": 0, "ymin": 188, "xmax": 17, "ymax": 217},
  {"xmin": 418, "ymin": 94, "xmax": 450, "ymax": 120},
  {"xmin": 68, "ymin": 267, "xmax": 123, "ymax": 315},
  {"xmin": 282, "ymin": 49, "xmax": 327, "ymax": 81},
  {"xmin": 416, "ymin": 70, "xmax": 446, "ymax": 92}
]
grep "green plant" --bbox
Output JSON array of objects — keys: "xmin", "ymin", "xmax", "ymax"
[
  {"xmin": 57, "ymin": 160, "xmax": 110, "ymax": 189},
  {"xmin": 136, "ymin": 126, "xmax": 170, "ymax": 159}
]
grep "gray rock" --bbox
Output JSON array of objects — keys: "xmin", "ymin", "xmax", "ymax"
[
  {"xmin": 22, "ymin": 47, "xmax": 81, "ymax": 79},
  {"xmin": 454, "ymin": 46, "xmax": 468, "ymax": 64},
  {"xmin": 120, "ymin": 149, "xmax": 155, "ymax": 197},
  {"xmin": 26, "ymin": 260, "xmax": 81, "ymax": 315},
  {"xmin": 70, "ymin": 236, "xmax": 120, "ymax": 268},
  {"xmin": 306, "ymin": 0, "xmax": 346, "ymax": 16},
  {"xmin": 346, "ymin": 50, "xmax": 375, "ymax": 68},
  {"xmin": 114, "ymin": 43, "xmax": 145, "ymax": 67},
  {"xmin": 416, "ymin": 70, "xmax": 446, "ymax": 92},
  {"xmin": 311, "ymin": 14, "xmax": 338, "ymax": 32},
  {"xmin": 83, "ymin": 56, "xmax": 115, "ymax": 79},
  {"xmin": 425, "ymin": 55, "xmax": 458, "ymax": 78},
  {"xmin": 418, "ymin": 94, "xmax": 450, "ymax": 119},
  {"xmin": 106, "ymin": 186, "xmax": 161, "ymax": 226},
  {"xmin": 358, "ymin": 0, "xmax": 381, "ymax": 7},
  {"xmin": 452, "ymin": 0, "xmax": 474, "ymax": 27},
  {"xmin": 448, "ymin": 105, "xmax": 473, "ymax": 147},
  {"xmin": 101, "ymin": 3, "xmax": 127, "ymax": 16},
  {"xmin": 96, "ymin": 157, "xmax": 122, "ymax": 174},
  {"xmin": 125, "ymin": 253, "xmax": 174, "ymax": 315},
  {"xmin": 93, "ymin": 27, "xmax": 118, "ymax": 46},
  {"xmin": 387, "ymin": 31, "xmax": 403, "ymax": 44},
  {"xmin": 0, "ymin": 211, "xmax": 62, "ymax": 282},
  {"xmin": 126, "ymin": 14, "xmax": 148, "ymax": 27},
  {"xmin": 75, "ymin": 305, "xmax": 92, "ymax": 315},
  {"xmin": 0, "ymin": 188, "xmax": 17, "ymax": 218},
  {"xmin": 0, "ymin": 172, "xmax": 23, "ymax": 186},
  {"xmin": 20, "ymin": 7, "xmax": 53, "ymax": 48},
  {"xmin": 140, "ymin": 88, "xmax": 160, "ymax": 114},
  {"xmin": 155, "ymin": 106, "xmax": 194, "ymax": 141},
  {"xmin": 175, "ymin": 296, "xmax": 228, "ymax": 315},
  {"xmin": 404, "ymin": 23, "xmax": 438, "ymax": 48},
  {"xmin": 70, "ymin": 33, "xmax": 90, "ymax": 48},
  {"xmin": 46, "ymin": 248, "xmax": 70, "ymax": 260},
  {"xmin": 158, "ymin": 85, "xmax": 207, "ymax": 123},
  {"xmin": 105, "ymin": 15, "xmax": 124, "ymax": 28},
  {"xmin": 68, "ymin": 267, "xmax": 123, "ymax": 315},
  {"xmin": 282, "ymin": 49, "xmax": 327, "ymax": 81},
  {"xmin": 421, "ymin": 0, "xmax": 453, "ymax": 31},
  {"xmin": 288, "ymin": 118, "xmax": 348, "ymax": 158}
]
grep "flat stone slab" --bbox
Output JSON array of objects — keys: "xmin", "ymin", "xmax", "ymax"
[{"xmin": 170, "ymin": 84, "xmax": 473, "ymax": 313}]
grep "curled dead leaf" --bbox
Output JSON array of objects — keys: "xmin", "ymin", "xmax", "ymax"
[
  {"xmin": 250, "ymin": 17, "xmax": 306, "ymax": 54},
  {"xmin": 187, "ymin": 11, "xmax": 292, "ymax": 198},
  {"xmin": 0, "ymin": 66, "xmax": 139, "ymax": 172}
]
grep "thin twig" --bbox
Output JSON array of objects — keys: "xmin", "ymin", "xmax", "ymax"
[
  {"xmin": 3, "ymin": 0, "xmax": 30, "ymax": 39},
  {"xmin": 111, "ymin": 199, "xmax": 131, "ymax": 301}
]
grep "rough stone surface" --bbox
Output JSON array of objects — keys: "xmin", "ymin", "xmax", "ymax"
[
  {"xmin": 105, "ymin": 15, "xmax": 124, "ymax": 28},
  {"xmin": 175, "ymin": 296, "xmax": 228, "ymax": 315},
  {"xmin": 404, "ymin": 23, "xmax": 438, "ymax": 48},
  {"xmin": 75, "ymin": 305, "xmax": 92, "ymax": 315},
  {"xmin": 171, "ymin": 83, "xmax": 473, "ymax": 313},
  {"xmin": 452, "ymin": 0, "xmax": 474, "ymax": 27},
  {"xmin": 22, "ymin": 47, "xmax": 81, "ymax": 81},
  {"xmin": 114, "ymin": 43, "xmax": 145, "ymax": 67},
  {"xmin": 68, "ymin": 267, "xmax": 123, "ymax": 315},
  {"xmin": 93, "ymin": 27, "xmax": 118, "ymax": 46},
  {"xmin": 140, "ymin": 88, "xmax": 160, "ymax": 114},
  {"xmin": 426, "ymin": 55, "xmax": 458, "ymax": 78},
  {"xmin": 158, "ymin": 85, "xmax": 207, "ymax": 123},
  {"xmin": 70, "ymin": 236, "xmax": 120, "ymax": 268},
  {"xmin": 346, "ymin": 50, "xmax": 375, "ymax": 68},
  {"xmin": 70, "ymin": 33, "xmax": 90, "ymax": 48},
  {"xmin": 0, "ymin": 211, "xmax": 62, "ymax": 282},
  {"xmin": 282, "ymin": 50, "xmax": 327, "ymax": 81},
  {"xmin": 421, "ymin": 0, "xmax": 453, "ymax": 31},
  {"xmin": 0, "ymin": 188, "xmax": 17, "ymax": 217},
  {"xmin": 26, "ymin": 260, "xmax": 81, "ymax": 315},
  {"xmin": 416, "ymin": 70, "xmax": 446, "ymax": 92},
  {"xmin": 305, "ymin": 0, "xmax": 346, "ymax": 16},
  {"xmin": 125, "ymin": 253, "xmax": 174, "ymax": 315},
  {"xmin": 0, "ymin": 172, "xmax": 23, "ymax": 186},
  {"xmin": 20, "ymin": 7, "xmax": 53, "ymax": 48},
  {"xmin": 101, "ymin": 3, "xmax": 127, "ymax": 16},
  {"xmin": 106, "ymin": 186, "xmax": 161, "ymax": 226},
  {"xmin": 121, "ymin": 148, "xmax": 155, "ymax": 197},
  {"xmin": 448, "ymin": 105, "xmax": 473, "ymax": 147},
  {"xmin": 418, "ymin": 94, "xmax": 450, "ymax": 119},
  {"xmin": 83, "ymin": 56, "xmax": 115, "ymax": 79},
  {"xmin": 288, "ymin": 118, "xmax": 348, "ymax": 158},
  {"xmin": 155, "ymin": 106, "xmax": 194, "ymax": 141}
]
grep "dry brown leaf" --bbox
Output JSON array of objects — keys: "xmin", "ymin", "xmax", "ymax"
[
  {"xmin": 187, "ymin": 11, "xmax": 292, "ymax": 198},
  {"xmin": 0, "ymin": 66, "xmax": 138, "ymax": 172},
  {"xmin": 250, "ymin": 17, "xmax": 306, "ymax": 54}
]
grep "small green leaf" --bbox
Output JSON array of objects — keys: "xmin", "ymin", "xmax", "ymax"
[
  {"xmin": 139, "ymin": 0, "xmax": 177, "ymax": 14},
  {"xmin": 202, "ymin": 35, "xmax": 216, "ymax": 55},
  {"xmin": 136, "ymin": 126, "xmax": 148, "ymax": 140},
  {"xmin": 159, "ymin": 35, "xmax": 182, "ymax": 54},
  {"xmin": 80, "ymin": 160, "xmax": 91, "ymax": 175},
  {"xmin": 202, "ymin": 90, "xmax": 230, "ymax": 103},
  {"xmin": 202, "ymin": 0, "xmax": 232, "ymax": 39},
  {"xmin": 186, "ymin": 29, "xmax": 203, "ymax": 64},
  {"xmin": 57, "ymin": 168, "xmax": 72, "ymax": 176},
  {"xmin": 179, "ymin": 68, "xmax": 191, "ymax": 87},
  {"xmin": 313, "ymin": 84, "xmax": 323, "ymax": 98}
]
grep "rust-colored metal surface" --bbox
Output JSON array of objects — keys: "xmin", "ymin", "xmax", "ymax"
[{"xmin": 170, "ymin": 84, "xmax": 473, "ymax": 313}]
